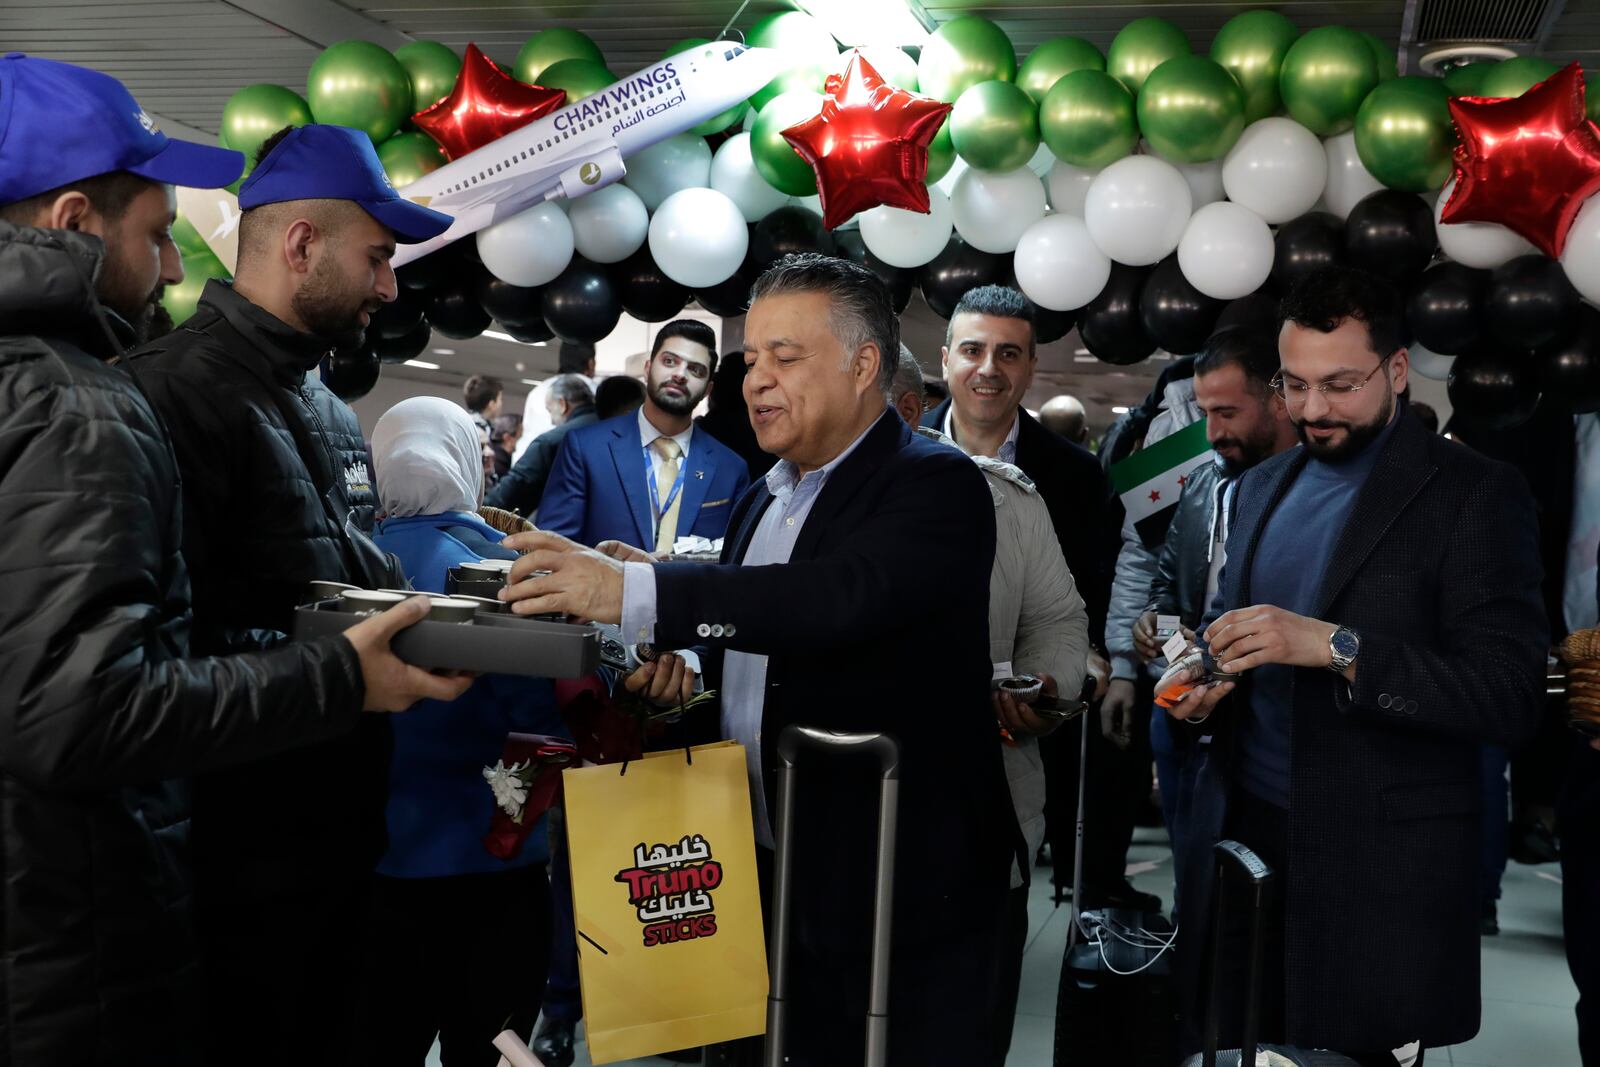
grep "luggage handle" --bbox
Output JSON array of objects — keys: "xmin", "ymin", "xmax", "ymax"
[
  {"xmin": 1202, "ymin": 840, "xmax": 1276, "ymax": 1067},
  {"xmin": 766, "ymin": 726, "xmax": 902, "ymax": 1067}
]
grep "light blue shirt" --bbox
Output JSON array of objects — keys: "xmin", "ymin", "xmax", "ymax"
[{"xmin": 620, "ymin": 417, "xmax": 879, "ymax": 846}]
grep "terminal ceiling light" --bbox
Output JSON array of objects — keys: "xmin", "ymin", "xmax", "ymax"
[
  {"xmin": 484, "ymin": 329, "xmax": 548, "ymax": 346},
  {"xmin": 1111, "ymin": 405, "xmax": 1130, "ymax": 414},
  {"xmin": 404, "ymin": 359, "xmax": 441, "ymax": 370},
  {"xmin": 794, "ymin": 0, "xmax": 933, "ymax": 46}
]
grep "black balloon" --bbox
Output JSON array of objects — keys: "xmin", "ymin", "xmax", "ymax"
[
  {"xmin": 609, "ymin": 246, "xmax": 691, "ymax": 322},
  {"xmin": 1486, "ymin": 254, "xmax": 1581, "ymax": 350},
  {"xmin": 1538, "ymin": 305, "xmax": 1600, "ymax": 414},
  {"xmin": 370, "ymin": 286, "xmax": 425, "ymax": 340},
  {"xmin": 694, "ymin": 269, "xmax": 756, "ymax": 318},
  {"xmin": 503, "ymin": 320, "xmax": 555, "ymax": 344},
  {"xmin": 374, "ymin": 319, "xmax": 432, "ymax": 364},
  {"xmin": 1030, "ymin": 301, "xmax": 1077, "ymax": 346},
  {"xmin": 1140, "ymin": 256, "xmax": 1223, "ymax": 355},
  {"xmin": 397, "ymin": 244, "xmax": 467, "ymax": 294},
  {"xmin": 835, "ymin": 230, "xmax": 915, "ymax": 314},
  {"xmin": 917, "ymin": 236, "xmax": 1009, "ymax": 319},
  {"xmin": 542, "ymin": 259, "xmax": 623, "ymax": 344},
  {"xmin": 1080, "ymin": 263, "xmax": 1156, "ymax": 366},
  {"xmin": 1406, "ymin": 262, "xmax": 1486, "ymax": 356},
  {"xmin": 319, "ymin": 344, "xmax": 380, "ymax": 401},
  {"xmin": 750, "ymin": 206, "xmax": 836, "ymax": 275},
  {"xmin": 424, "ymin": 276, "xmax": 491, "ymax": 340},
  {"xmin": 1344, "ymin": 190, "xmax": 1438, "ymax": 286},
  {"xmin": 1448, "ymin": 343, "xmax": 1541, "ymax": 429},
  {"xmin": 1272, "ymin": 212, "xmax": 1344, "ymax": 293},
  {"xmin": 474, "ymin": 274, "xmax": 545, "ymax": 329},
  {"xmin": 1213, "ymin": 290, "xmax": 1279, "ymax": 335}
]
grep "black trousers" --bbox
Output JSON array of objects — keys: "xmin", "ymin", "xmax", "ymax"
[
  {"xmin": 355, "ymin": 867, "xmax": 553, "ymax": 1067},
  {"xmin": 1560, "ymin": 740, "xmax": 1600, "ymax": 1065},
  {"xmin": 989, "ymin": 882, "xmax": 1032, "ymax": 1066}
]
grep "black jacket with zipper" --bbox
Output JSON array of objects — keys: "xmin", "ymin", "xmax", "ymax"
[
  {"xmin": 0, "ymin": 226, "xmax": 364, "ymax": 1066},
  {"xmin": 1146, "ymin": 456, "xmax": 1229, "ymax": 628},
  {"xmin": 128, "ymin": 281, "xmax": 395, "ymax": 909}
]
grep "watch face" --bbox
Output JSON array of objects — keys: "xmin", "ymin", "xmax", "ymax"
[{"xmin": 1332, "ymin": 629, "xmax": 1359, "ymax": 659}]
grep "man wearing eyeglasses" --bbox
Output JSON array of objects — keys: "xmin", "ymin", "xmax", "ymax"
[{"xmin": 1165, "ymin": 267, "xmax": 1547, "ymax": 1064}]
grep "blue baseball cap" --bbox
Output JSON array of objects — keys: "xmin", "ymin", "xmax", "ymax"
[
  {"xmin": 0, "ymin": 53, "xmax": 244, "ymax": 204},
  {"xmin": 238, "ymin": 125, "xmax": 452, "ymax": 245}
]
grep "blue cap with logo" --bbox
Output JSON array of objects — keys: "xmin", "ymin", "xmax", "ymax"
[
  {"xmin": 239, "ymin": 125, "xmax": 452, "ymax": 245},
  {"xmin": 0, "ymin": 53, "xmax": 244, "ymax": 203}
]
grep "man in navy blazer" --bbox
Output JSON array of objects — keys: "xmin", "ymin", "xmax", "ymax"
[
  {"xmin": 536, "ymin": 318, "xmax": 750, "ymax": 551},
  {"xmin": 500, "ymin": 255, "xmax": 1013, "ymax": 1065}
]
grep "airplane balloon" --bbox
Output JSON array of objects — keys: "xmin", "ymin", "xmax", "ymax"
[{"xmin": 392, "ymin": 40, "xmax": 791, "ymax": 267}]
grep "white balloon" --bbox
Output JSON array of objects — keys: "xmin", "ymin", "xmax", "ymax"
[
  {"xmin": 935, "ymin": 155, "xmax": 969, "ymax": 198},
  {"xmin": 648, "ymin": 188, "xmax": 748, "ymax": 289},
  {"xmin": 476, "ymin": 202, "xmax": 573, "ymax": 288},
  {"xmin": 710, "ymin": 132, "xmax": 791, "ymax": 223},
  {"xmin": 1176, "ymin": 159, "xmax": 1226, "ymax": 209},
  {"xmin": 1013, "ymin": 214, "xmax": 1111, "ymax": 311},
  {"xmin": 860, "ymin": 187, "xmax": 954, "ymax": 269},
  {"xmin": 1026, "ymin": 141, "xmax": 1057, "ymax": 179},
  {"xmin": 1438, "ymin": 176, "xmax": 1537, "ymax": 270},
  {"xmin": 1563, "ymin": 194, "xmax": 1600, "ymax": 305},
  {"xmin": 952, "ymin": 166, "xmax": 1048, "ymax": 254},
  {"xmin": 566, "ymin": 184, "xmax": 648, "ymax": 264},
  {"xmin": 1407, "ymin": 342, "xmax": 1456, "ymax": 382},
  {"xmin": 1322, "ymin": 131, "xmax": 1386, "ymax": 220},
  {"xmin": 622, "ymin": 134, "xmax": 713, "ymax": 212},
  {"xmin": 1177, "ymin": 201, "xmax": 1275, "ymax": 301},
  {"xmin": 1047, "ymin": 161, "xmax": 1097, "ymax": 217},
  {"xmin": 1084, "ymin": 155, "xmax": 1193, "ymax": 266},
  {"xmin": 1221, "ymin": 118, "xmax": 1327, "ymax": 225},
  {"xmin": 833, "ymin": 45, "xmax": 919, "ymax": 90}
]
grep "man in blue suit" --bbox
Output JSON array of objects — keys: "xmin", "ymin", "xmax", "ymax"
[{"xmin": 536, "ymin": 319, "xmax": 750, "ymax": 551}]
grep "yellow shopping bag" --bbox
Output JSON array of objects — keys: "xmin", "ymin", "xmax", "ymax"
[{"xmin": 563, "ymin": 741, "xmax": 768, "ymax": 1064}]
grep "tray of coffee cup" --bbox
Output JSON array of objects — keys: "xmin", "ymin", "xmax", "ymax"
[{"xmin": 293, "ymin": 586, "xmax": 600, "ymax": 678}]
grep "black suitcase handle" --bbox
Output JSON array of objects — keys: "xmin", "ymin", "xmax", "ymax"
[
  {"xmin": 1202, "ymin": 840, "xmax": 1276, "ymax": 1067},
  {"xmin": 765, "ymin": 726, "xmax": 902, "ymax": 1067}
]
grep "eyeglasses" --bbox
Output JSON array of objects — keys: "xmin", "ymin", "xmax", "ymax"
[{"xmin": 1270, "ymin": 356, "xmax": 1391, "ymax": 404}]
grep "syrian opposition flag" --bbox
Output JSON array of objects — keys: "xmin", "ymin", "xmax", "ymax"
[{"xmin": 1111, "ymin": 419, "xmax": 1212, "ymax": 548}]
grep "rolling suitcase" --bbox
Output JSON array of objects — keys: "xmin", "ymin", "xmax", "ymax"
[
  {"xmin": 1181, "ymin": 840, "xmax": 1362, "ymax": 1067},
  {"xmin": 764, "ymin": 724, "xmax": 902, "ymax": 1067}
]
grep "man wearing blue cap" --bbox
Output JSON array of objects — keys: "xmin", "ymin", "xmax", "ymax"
[
  {"xmin": 0, "ymin": 56, "xmax": 473, "ymax": 1067},
  {"xmin": 130, "ymin": 123, "xmax": 455, "ymax": 1064}
]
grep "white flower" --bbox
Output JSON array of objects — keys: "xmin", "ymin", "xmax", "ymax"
[{"xmin": 482, "ymin": 760, "xmax": 530, "ymax": 818}]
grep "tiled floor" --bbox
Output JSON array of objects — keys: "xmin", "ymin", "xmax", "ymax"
[{"xmin": 432, "ymin": 828, "xmax": 1581, "ymax": 1066}]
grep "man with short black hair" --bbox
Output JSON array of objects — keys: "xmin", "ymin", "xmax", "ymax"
[
  {"xmin": 489, "ymin": 412, "xmax": 523, "ymax": 481},
  {"xmin": 129, "ymin": 123, "xmax": 458, "ymax": 1063},
  {"xmin": 594, "ymin": 373, "xmax": 647, "ymax": 420},
  {"xmin": 1167, "ymin": 267, "xmax": 1548, "ymax": 1062},
  {"xmin": 464, "ymin": 373, "xmax": 504, "ymax": 433},
  {"xmin": 485, "ymin": 374, "xmax": 596, "ymax": 516}
]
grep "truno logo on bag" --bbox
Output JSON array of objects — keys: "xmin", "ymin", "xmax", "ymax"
[{"xmin": 615, "ymin": 834, "xmax": 723, "ymax": 946}]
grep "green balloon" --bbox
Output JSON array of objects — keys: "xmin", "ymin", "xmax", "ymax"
[
  {"xmin": 1137, "ymin": 55, "xmax": 1246, "ymax": 163},
  {"xmin": 221, "ymin": 84, "xmax": 313, "ymax": 167},
  {"xmin": 1443, "ymin": 62, "xmax": 1493, "ymax": 97},
  {"xmin": 307, "ymin": 41, "xmax": 413, "ymax": 144},
  {"xmin": 539, "ymin": 58, "xmax": 616, "ymax": 103},
  {"xmin": 164, "ymin": 252, "xmax": 230, "ymax": 326},
  {"xmin": 1107, "ymin": 18, "xmax": 1191, "ymax": 96},
  {"xmin": 1477, "ymin": 56, "xmax": 1561, "ymax": 99},
  {"xmin": 748, "ymin": 11, "xmax": 839, "ymax": 112},
  {"xmin": 395, "ymin": 41, "xmax": 461, "ymax": 112},
  {"xmin": 925, "ymin": 120, "xmax": 955, "ymax": 184},
  {"xmin": 1017, "ymin": 38, "xmax": 1104, "ymax": 104},
  {"xmin": 378, "ymin": 131, "xmax": 447, "ymax": 188},
  {"xmin": 1278, "ymin": 26, "xmax": 1379, "ymax": 136},
  {"xmin": 951, "ymin": 80, "xmax": 1040, "ymax": 172},
  {"xmin": 670, "ymin": 39, "xmax": 748, "ymax": 135},
  {"xmin": 1362, "ymin": 33, "xmax": 1399, "ymax": 82},
  {"xmin": 1210, "ymin": 10, "xmax": 1298, "ymax": 123},
  {"xmin": 515, "ymin": 28, "xmax": 605, "ymax": 85},
  {"xmin": 1588, "ymin": 74, "xmax": 1600, "ymax": 123},
  {"xmin": 1041, "ymin": 69, "xmax": 1138, "ymax": 169},
  {"xmin": 917, "ymin": 15, "xmax": 1017, "ymax": 103},
  {"xmin": 171, "ymin": 210, "xmax": 209, "ymax": 258},
  {"xmin": 1354, "ymin": 76, "xmax": 1454, "ymax": 192},
  {"xmin": 752, "ymin": 90, "xmax": 824, "ymax": 196}
]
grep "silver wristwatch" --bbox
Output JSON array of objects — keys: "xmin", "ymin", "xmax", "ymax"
[{"xmin": 1328, "ymin": 626, "xmax": 1360, "ymax": 672}]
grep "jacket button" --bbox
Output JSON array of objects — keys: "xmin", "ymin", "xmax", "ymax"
[
  {"xmin": 1405, "ymin": 700, "xmax": 1418, "ymax": 714},
  {"xmin": 711, "ymin": 624, "xmax": 725, "ymax": 637},
  {"xmin": 696, "ymin": 623, "xmax": 711, "ymax": 638},
  {"xmin": 1378, "ymin": 693, "xmax": 1392, "ymax": 709},
  {"xmin": 725, "ymin": 624, "xmax": 737, "ymax": 637}
]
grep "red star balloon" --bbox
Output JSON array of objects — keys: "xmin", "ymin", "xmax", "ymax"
[
  {"xmin": 1443, "ymin": 62, "xmax": 1600, "ymax": 258},
  {"xmin": 412, "ymin": 43, "xmax": 567, "ymax": 161},
  {"xmin": 781, "ymin": 52, "xmax": 952, "ymax": 231}
]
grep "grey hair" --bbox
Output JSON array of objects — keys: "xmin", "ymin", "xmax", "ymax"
[
  {"xmin": 748, "ymin": 253, "xmax": 899, "ymax": 391},
  {"xmin": 886, "ymin": 343, "xmax": 925, "ymax": 405},
  {"xmin": 545, "ymin": 373, "xmax": 594, "ymax": 407}
]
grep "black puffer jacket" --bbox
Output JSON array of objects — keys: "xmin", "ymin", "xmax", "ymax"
[
  {"xmin": 129, "ymin": 282, "xmax": 398, "ymax": 901},
  {"xmin": 0, "ymin": 225, "xmax": 364, "ymax": 1066}
]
